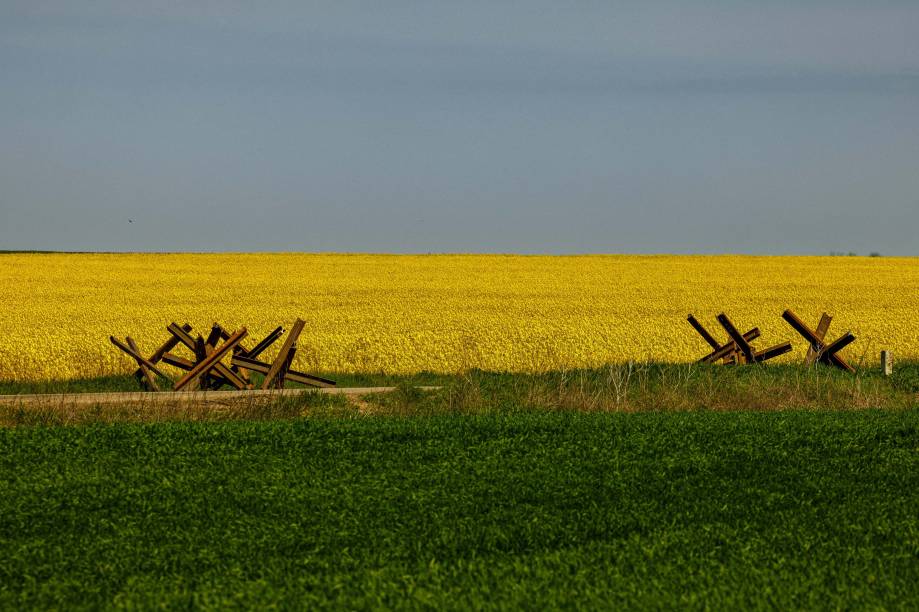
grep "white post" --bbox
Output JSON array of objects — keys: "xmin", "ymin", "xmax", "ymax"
[{"xmin": 881, "ymin": 350, "xmax": 892, "ymax": 376}]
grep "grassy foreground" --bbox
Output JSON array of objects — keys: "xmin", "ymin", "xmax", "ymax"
[
  {"xmin": 2, "ymin": 363, "xmax": 918, "ymax": 427},
  {"xmin": 2, "ymin": 410, "xmax": 919, "ymax": 609}
]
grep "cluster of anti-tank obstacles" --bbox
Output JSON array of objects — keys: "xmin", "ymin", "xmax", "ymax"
[
  {"xmin": 110, "ymin": 308, "xmax": 871, "ymax": 393},
  {"xmin": 688, "ymin": 309, "xmax": 857, "ymax": 372},
  {"xmin": 110, "ymin": 319, "xmax": 335, "ymax": 392}
]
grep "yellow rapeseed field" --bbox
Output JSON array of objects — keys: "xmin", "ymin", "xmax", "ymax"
[{"xmin": 0, "ymin": 253, "xmax": 916, "ymax": 381}]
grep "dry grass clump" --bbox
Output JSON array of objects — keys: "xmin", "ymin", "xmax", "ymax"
[{"xmin": 510, "ymin": 363, "xmax": 911, "ymax": 413}]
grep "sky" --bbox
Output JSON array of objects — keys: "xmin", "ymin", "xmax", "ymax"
[{"xmin": 1, "ymin": 1, "xmax": 918, "ymax": 254}]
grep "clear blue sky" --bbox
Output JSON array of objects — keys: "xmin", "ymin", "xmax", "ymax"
[{"xmin": 2, "ymin": 1, "xmax": 917, "ymax": 254}]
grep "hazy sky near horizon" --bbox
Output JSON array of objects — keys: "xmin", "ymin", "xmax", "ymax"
[{"xmin": 2, "ymin": 1, "xmax": 918, "ymax": 254}]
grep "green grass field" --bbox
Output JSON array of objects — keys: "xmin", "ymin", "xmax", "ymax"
[{"xmin": 2, "ymin": 410, "xmax": 919, "ymax": 609}]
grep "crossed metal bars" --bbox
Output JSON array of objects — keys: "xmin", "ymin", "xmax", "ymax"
[
  {"xmin": 110, "ymin": 319, "xmax": 335, "ymax": 391},
  {"xmin": 687, "ymin": 313, "xmax": 792, "ymax": 365},
  {"xmin": 688, "ymin": 310, "xmax": 856, "ymax": 372},
  {"xmin": 781, "ymin": 310, "xmax": 856, "ymax": 373}
]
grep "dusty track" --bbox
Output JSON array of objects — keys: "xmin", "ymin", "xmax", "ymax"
[{"xmin": 0, "ymin": 387, "xmax": 439, "ymax": 408}]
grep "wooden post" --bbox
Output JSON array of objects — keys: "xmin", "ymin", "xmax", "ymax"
[{"xmin": 881, "ymin": 351, "xmax": 893, "ymax": 376}]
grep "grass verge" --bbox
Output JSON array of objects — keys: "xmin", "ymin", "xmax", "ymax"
[{"xmin": 1, "ymin": 363, "xmax": 917, "ymax": 426}]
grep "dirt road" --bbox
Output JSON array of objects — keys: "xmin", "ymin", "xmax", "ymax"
[{"xmin": 0, "ymin": 386, "xmax": 437, "ymax": 408}]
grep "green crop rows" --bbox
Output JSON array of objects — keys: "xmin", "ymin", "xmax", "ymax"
[{"xmin": 2, "ymin": 410, "xmax": 919, "ymax": 609}]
